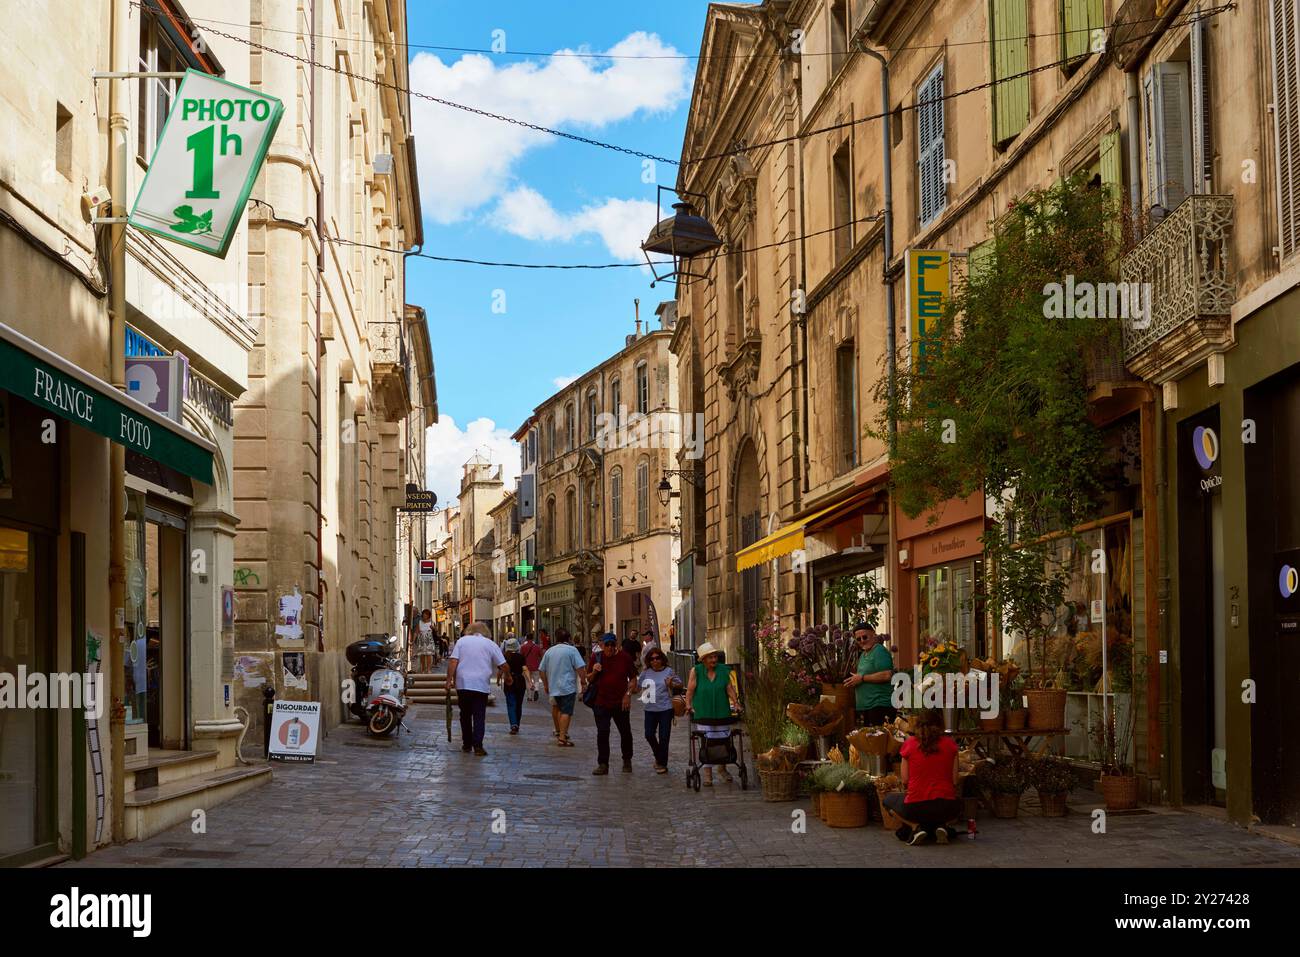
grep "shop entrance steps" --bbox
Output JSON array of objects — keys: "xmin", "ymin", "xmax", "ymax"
[
  {"xmin": 406, "ymin": 672, "xmax": 458, "ymax": 706},
  {"xmin": 123, "ymin": 750, "xmax": 271, "ymax": 841}
]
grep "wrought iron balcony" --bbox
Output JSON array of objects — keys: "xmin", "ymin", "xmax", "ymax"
[{"xmin": 1119, "ymin": 193, "xmax": 1235, "ymax": 380}]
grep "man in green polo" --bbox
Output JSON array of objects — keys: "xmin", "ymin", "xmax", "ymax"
[{"xmin": 843, "ymin": 623, "xmax": 896, "ymax": 726}]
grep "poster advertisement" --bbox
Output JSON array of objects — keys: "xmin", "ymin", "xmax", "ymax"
[{"xmin": 267, "ymin": 700, "xmax": 321, "ymax": 763}]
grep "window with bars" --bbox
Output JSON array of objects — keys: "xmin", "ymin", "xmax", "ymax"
[
  {"xmin": 991, "ymin": 0, "xmax": 1029, "ymax": 147},
  {"xmin": 636, "ymin": 460, "xmax": 650, "ymax": 533},
  {"xmin": 917, "ymin": 63, "xmax": 947, "ymax": 228},
  {"xmin": 1271, "ymin": 0, "xmax": 1300, "ymax": 258}
]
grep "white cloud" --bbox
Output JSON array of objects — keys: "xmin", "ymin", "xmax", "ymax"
[
  {"xmin": 552, "ymin": 374, "xmax": 579, "ymax": 389},
  {"xmin": 409, "ymin": 32, "xmax": 690, "ymax": 224},
  {"xmin": 491, "ymin": 186, "xmax": 658, "ymax": 261},
  {"xmin": 424, "ymin": 415, "xmax": 521, "ymax": 508}
]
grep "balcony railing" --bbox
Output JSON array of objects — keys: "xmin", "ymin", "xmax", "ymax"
[{"xmin": 1119, "ymin": 194, "xmax": 1235, "ymax": 375}]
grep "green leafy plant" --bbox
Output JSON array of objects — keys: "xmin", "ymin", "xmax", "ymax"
[
  {"xmin": 744, "ymin": 612, "xmax": 814, "ymax": 754},
  {"xmin": 1026, "ymin": 754, "xmax": 1076, "ymax": 794},
  {"xmin": 823, "ymin": 574, "xmax": 889, "ymax": 631},
  {"xmin": 871, "ymin": 174, "xmax": 1125, "ymax": 690},
  {"xmin": 811, "ymin": 762, "xmax": 873, "ymax": 794},
  {"xmin": 1002, "ymin": 674, "xmax": 1026, "ymax": 711},
  {"xmin": 974, "ymin": 757, "xmax": 1028, "ymax": 795},
  {"xmin": 780, "ymin": 722, "xmax": 809, "ymax": 748}
]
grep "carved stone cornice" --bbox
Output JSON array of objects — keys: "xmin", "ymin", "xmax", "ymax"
[{"xmin": 719, "ymin": 332, "xmax": 762, "ymax": 403}]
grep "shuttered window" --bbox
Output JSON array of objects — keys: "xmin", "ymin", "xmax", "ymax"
[
  {"xmin": 1062, "ymin": 0, "xmax": 1104, "ymax": 66},
  {"xmin": 610, "ymin": 469, "xmax": 623, "ymax": 539},
  {"xmin": 1143, "ymin": 61, "xmax": 1193, "ymax": 212},
  {"xmin": 1271, "ymin": 0, "xmax": 1300, "ymax": 258},
  {"xmin": 991, "ymin": 0, "xmax": 1029, "ymax": 146},
  {"xmin": 968, "ymin": 238, "xmax": 995, "ymax": 280},
  {"xmin": 917, "ymin": 63, "xmax": 947, "ymax": 228},
  {"xmin": 636, "ymin": 461, "xmax": 650, "ymax": 534},
  {"xmin": 1190, "ymin": 14, "xmax": 1213, "ymax": 195}
]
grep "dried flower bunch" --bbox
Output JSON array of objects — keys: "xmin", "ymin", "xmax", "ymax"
[{"xmin": 787, "ymin": 623, "xmax": 859, "ymax": 684}]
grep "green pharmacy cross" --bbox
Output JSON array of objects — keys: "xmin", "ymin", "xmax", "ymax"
[{"xmin": 514, "ymin": 561, "xmax": 535, "ymax": 579}]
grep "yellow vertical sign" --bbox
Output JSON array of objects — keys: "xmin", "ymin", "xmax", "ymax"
[{"xmin": 906, "ymin": 249, "xmax": 950, "ymax": 375}]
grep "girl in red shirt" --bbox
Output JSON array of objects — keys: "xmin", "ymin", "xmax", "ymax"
[{"xmin": 882, "ymin": 709, "xmax": 962, "ymax": 845}]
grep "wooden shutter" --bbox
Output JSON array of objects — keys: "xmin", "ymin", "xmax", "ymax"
[
  {"xmin": 1063, "ymin": 0, "xmax": 1103, "ymax": 64},
  {"xmin": 1271, "ymin": 0, "xmax": 1300, "ymax": 258},
  {"xmin": 1100, "ymin": 130, "xmax": 1123, "ymax": 242},
  {"xmin": 992, "ymin": 0, "xmax": 1030, "ymax": 146},
  {"xmin": 1144, "ymin": 62, "xmax": 1193, "ymax": 211},
  {"xmin": 968, "ymin": 238, "xmax": 995, "ymax": 280},
  {"xmin": 917, "ymin": 64, "xmax": 947, "ymax": 227},
  {"xmin": 1190, "ymin": 13, "xmax": 1213, "ymax": 194}
]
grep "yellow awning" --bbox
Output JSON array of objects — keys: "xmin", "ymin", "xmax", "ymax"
[{"xmin": 735, "ymin": 500, "xmax": 853, "ymax": 572}]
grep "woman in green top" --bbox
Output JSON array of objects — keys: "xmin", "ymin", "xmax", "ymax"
[
  {"xmin": 685, "ymin": 641, "xmax": 741, "ymax": 786},
  {"xmin": 843, "ymin": 624, "xmax": 897, "ymax": 726}
]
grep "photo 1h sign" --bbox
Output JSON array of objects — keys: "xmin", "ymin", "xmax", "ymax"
[{"xmin": 129, "ymin": 69, "xmax": 284, "ymax": 258}]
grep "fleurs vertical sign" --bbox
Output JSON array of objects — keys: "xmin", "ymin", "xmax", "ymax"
[
  {"xmin": 905, "ymin": 249, "xmax": 950, "ymax": 376},
  {"xmin": 129, "ymin": 69, "xmax": 284, "ymax": 258}
]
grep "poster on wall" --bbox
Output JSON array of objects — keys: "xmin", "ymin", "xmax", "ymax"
[{"xmin": 267, "ymin": 700, "xmax": 321, "ymax": 763}]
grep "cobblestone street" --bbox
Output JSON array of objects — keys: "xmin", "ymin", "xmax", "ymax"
[{"xmin": 68, "ymin": 688, "xmax": 1300, "ymax": 869}]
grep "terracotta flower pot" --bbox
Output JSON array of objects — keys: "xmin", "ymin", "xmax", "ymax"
[
  {"xmin": 991, "ymin": 792, "xmax": 1021, "ymax": 818},
  {"xmin": 1038, "ymin": 789, "xmax": 1068, "ymax": 817},
  {"xmin": 978, "ymin": 713, "xmax": 1004, "ymax": 733},
  {"xmin": 1100, "ymin": 773, "xmax": 1138, "ymax": 810},
  {"xmin": 1004, "ymin": 710, "xmax": 1028, "ymax": 730}
]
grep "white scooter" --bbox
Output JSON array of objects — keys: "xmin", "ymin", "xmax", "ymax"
[{"xmin": 365, "ymin": 642, "xmax": 408, "ymax": 737}]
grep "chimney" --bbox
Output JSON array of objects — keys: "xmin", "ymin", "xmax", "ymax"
[{"xmin": 634, "ymin": 298, "xmax": 641, "ymax": 338}]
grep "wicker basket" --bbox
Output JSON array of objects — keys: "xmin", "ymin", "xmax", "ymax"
[
  {"xmin": 1038, "ymin": 789, "xmax": 1068, "ymax": 817},
  {"xmin": 991, "ymin": 792, "xmax": 1021, "ymax": 818},
  {"xmin": 759, "ymin": 769, "xmax": 799, "ymax": 802},
  {"xmin": 875, "ymin": 781, "xmax": 905, "ymax": 831},
  {"xmin": 1100, "ymin": 773, "xmax": 1139, "ymax": 810},
  {"xmin": 821, "ymin": 791, "xmax": 870, "ymax": 828},
  {"xmin": 1026, "ymin": 689, "xmax": 1066, "ymax": 730},
  {"xmin": 1004, "ymin": 710, "xmax": 1028, "ymax": 730}
]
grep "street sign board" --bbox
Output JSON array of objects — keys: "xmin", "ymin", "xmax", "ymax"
[
  {"xmin": 419, "ymin": 560, "xmax": 437, "ymax": 582},
  {"xmin": 129, "ymin": 69, "xmax": 284, "ymax": 259},
  {"xmin": 403, "ymin": 488, "xmax": 437, "ymax": 512},
  {"xmin": 267, "ymin": 700, "xmax": 321, "ymax": 763}
]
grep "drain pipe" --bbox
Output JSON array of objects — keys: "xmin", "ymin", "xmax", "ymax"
[{"xmin": 858, "ymin": 38, "xmax": 900, "ymax": 648}]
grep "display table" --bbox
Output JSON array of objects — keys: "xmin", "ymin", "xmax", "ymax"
[{"xmin": 953, "ymin": 727, "xmax": 1069, "ymax": 758}]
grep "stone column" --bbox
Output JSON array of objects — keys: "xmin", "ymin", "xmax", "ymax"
[{"xmin": 191, "ymin": 507, "xmax": 243, "ymax": 767}]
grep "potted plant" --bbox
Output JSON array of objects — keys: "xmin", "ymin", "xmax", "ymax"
[
  {"xmin": 1094, "ymin": 696, "xmax": 1139, "ymax": 810},
  {"xmin": 975, "ymin": 757, "xmax": 1028, "ymax": 819},
  {"xmin": 744, "ymin": 613, "xmax": 813, "ymax": 758},
  {"xmin": 1026, "ymin": 754, "xmax": 1075, "ymax": 817},
  {"xmin": 1003, "ymin": 675, "xmax": 1027, "ymax": 730},
  {"xmin": 811, "ymin": 763, "xmax": 872, "ymax": 828},
  {"xmin": 780, "ymin": 722, "xmax": 810, "ymax": 764},
  {"xmin": 788, "ymin": 624, "xmax": 859, "ymax": 730}
]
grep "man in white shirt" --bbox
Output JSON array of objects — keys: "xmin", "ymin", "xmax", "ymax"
[{"xmin": 447, "ymin": 621, "xmax": 508, "ymax": 755}]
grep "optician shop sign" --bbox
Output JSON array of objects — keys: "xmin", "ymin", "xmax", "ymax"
[{"xmin": 129, "ymin": 70, "xmax": 284, "ymax": 259}]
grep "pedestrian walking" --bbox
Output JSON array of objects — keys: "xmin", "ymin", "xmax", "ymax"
[
  {"xmin": 416, "ymin": 608, "xmax": 435, "ymax": 673},
  {"xmin": 520, "ymin": 631, "xmax": 544, "ymax": 701},
  {"xmin": 538, "ymin": 630, "xmax": 587, "ymax": 747},
  {"xmin": 446, "ymin": 621, "xmax": 508, "ymax": 756},
  {"xmin": 685, "ymin": 641, "xmax": 740, "ymax": 786},
  {"xmin": 587, "ymin": 633, "xmax": 638, "ymax": 775},
  {"xmin": 638, "ymin": 648, "xmax": 682, "ymax": 773},
  {"xmin": 502, "ymin": 637, "xmax": 529, "ymax": 734}
]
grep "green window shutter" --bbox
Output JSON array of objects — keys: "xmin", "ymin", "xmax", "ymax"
[
  {"xmin": 1063, "ymin": 0, "xmax": 1104, "ymax": 64},
  {"xmin": 968, "ymin": 237, "xmax": 995, "ymax": 280},
  {"xmin": 1099, "ymin": 129, "xmax": 1123, "ymax": 201},
  {"xmin": 991, "ymin": 0, "xmax": 1029, "ymax": 145}
]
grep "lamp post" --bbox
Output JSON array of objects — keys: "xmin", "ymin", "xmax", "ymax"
[{"xmin": 658, "ymin": 467, "xmax": 704, "ymax": 507}]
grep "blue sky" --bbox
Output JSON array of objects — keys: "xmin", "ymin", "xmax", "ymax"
[{"xmin": 406, "ymin": 1, "xmax": 711, "ymax": 503}]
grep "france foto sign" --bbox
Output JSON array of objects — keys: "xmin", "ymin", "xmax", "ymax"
[{"xmin": 128, "ymin": 69, "xmax": 284, "ymax": 259}]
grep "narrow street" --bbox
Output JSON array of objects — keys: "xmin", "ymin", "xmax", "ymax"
[{"xmin": 67, "ymin": 681, "xmax": 1300, "ymax": 869}]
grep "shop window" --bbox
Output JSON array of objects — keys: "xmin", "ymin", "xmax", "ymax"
[{"xmin": 917, "ymin": 558, "xmax": 985, "ymax": 659}]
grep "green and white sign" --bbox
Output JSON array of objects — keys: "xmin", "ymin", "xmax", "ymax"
[{"xmin": 129, "ymin": 69, "xmax": 284, "ymax": 259}]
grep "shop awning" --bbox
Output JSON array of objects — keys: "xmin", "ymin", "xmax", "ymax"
[
  {"xmin": 0, "ymin": 323, "xmax": 215, "ymax": 484},
  {"xmin": 735, "ymin": 499, "xmax": 859, "ymax": 572}
]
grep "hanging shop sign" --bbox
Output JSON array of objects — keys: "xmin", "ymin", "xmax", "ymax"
[
  {"xmin": 1191, "ymin": 424, "xmax": 1221, "ymax": 493},
  {"xmin": 403, "ymin": 486, "xmax": 437, "ymax": 512},
  {"xmin": 905, "ymin": 249, "xmax": 950, "ymax": 375},
  {"xmin": 124, "ymin": 354, "xmax": 186, "ymax": 423},
  {"xmin": 419, "ymin": 560, "xmax": 437, "ymax": 582},
  {"xmin": 538, "ymin": 580, "xmax": 576, "ymax": 605},
  {"xmin": 267, "ymin": 700, "xmax": 321, "ymax": 763},
  {"xmin": 129, "ymin": 70, "xmax": 284, "ymax": 259}
]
